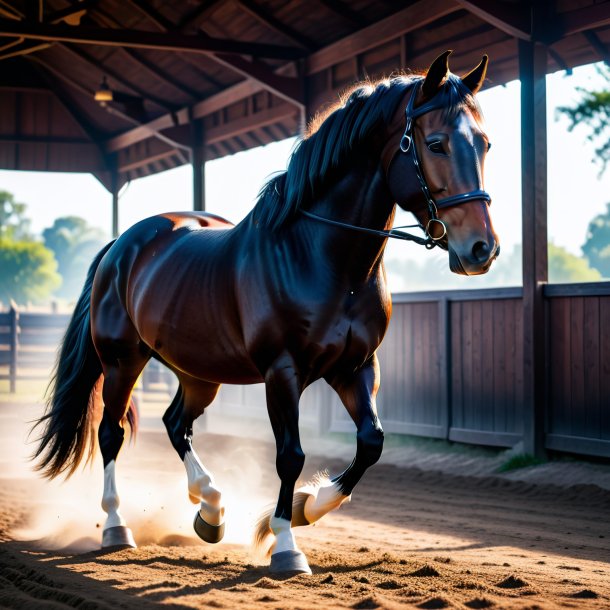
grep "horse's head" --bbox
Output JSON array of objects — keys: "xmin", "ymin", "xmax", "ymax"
[{"xmin": 386, "ymin": 51, "xmax": 499, "ymax": 275}]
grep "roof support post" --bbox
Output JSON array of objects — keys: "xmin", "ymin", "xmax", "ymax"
[
  {"xmin": 519, "ymin": 39, "xmax": 548, "ymax": 457},
  {"xmin": 192, "ymin": 118, "xmax": 205, "ymax": 211},
  {"xmin": 110, "ymin": 155, "xmax": 120, "ymax": 237}
]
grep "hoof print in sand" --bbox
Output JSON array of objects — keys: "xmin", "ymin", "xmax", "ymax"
[
  {"xmin": 409, "ymin": 564, "xmax": 441, "ymax": 577},
  {"xmin": 570, "ymin": 589, "xmax": 598, "ymax": 599},
  {"xmin": 417, "ymin": 596, "xmax": 450, "ymax": 609},
  {"xmin": 465, "ymin": 598, "xmax": 494, "ymax": 608},
  {"xmin": 352, "ymin": 596, "xmax": 380, "ymax": 609},
  {"xmin": 496, "ymin": 575, "xmax": 528, "ymax": 589}
]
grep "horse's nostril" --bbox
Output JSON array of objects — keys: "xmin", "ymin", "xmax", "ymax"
[{"xmin": 471, "ymin": 241, "xmax": 490, "ymax": 263}]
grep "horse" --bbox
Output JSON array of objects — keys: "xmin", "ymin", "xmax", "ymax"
[{"xmin": 32, "ymin": 50, "xmax": 499, "ymax": 575}]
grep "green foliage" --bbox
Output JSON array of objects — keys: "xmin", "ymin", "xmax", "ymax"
[
  {"xmin": 582, "ymin": 202, "xmax": 610, "ymax": 278},
  {"xmin": 557, "ymin": 64, "xmax": 610, "ymax": 173},
  {"xmin": 0, "ymin": 190, "xmax": 31, "ymax": 240},
  {"xmin": 549, "ymin": 242, "xmax": 602, "ymax": 282},
  {"xmin": 0, "ymin": 238, "xmax": 61, "ymax": 305},
  {"xmin": 42, "ymin": 216, "xmax": 107, "ymax": 300},
  {"xmin": 496, "ymin": 453, "xmax": 545, "ymax": 473}
]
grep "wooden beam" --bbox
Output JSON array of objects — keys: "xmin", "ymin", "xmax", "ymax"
[
  {"xmin": 27, "ymin": 58, "xmax": 103, "ymax": 146},
  {"xmin": 316, "ymin": 0, "xmax": 368, "ymax": 28},
  {"xmin": 211, "ymin": 53, "xmax": 304, "ymax": 107},
  {"xmin": 0, "ymin": 134, "xmax": 89, "ymax": 144},
  {"xmin": 236, "ymin": 0, "xmax": 314, "ymax": 49},
  {"xmin": 456, "ymin": 0, "xmax": 531, "ymax": 41},
  {"xmin": 61, "ymin": 43, "xmax": 175, "ymax": 111},
  {"xmin": 192, "ymin": 119, "xmax": 205, "ymax": 211},
  {"xmin": 91, "ymin": 9, "xmax": 200, "ymax": 101},
  {"xmin": 519, "ymin": 39, "xmax": 548, "ymax": 458},
  {"xmin": 583, "ymin": 30, "xmax": 610, "ymax": 67},
  {"xmin": 0, "ymin": 40, "xmax": 50, "ymax": 60},
  {"xmin": 0, "ymin": 18, "xmax": 306, "ymax": 59},
  {"xmin": 178, "ymin": 0, "xmax": 224, "ymax": 32},
  {"xmin": 118, "ymin": 149, "xmax": 176, "ymax": 173},
  {"xmin": 123, "ymin": 0, "xmax": 174, "ymax": 31},
  {"xmin": 205, "ymin": 102, "xmax": 297, "ymax": 145},
  {"xmin": 556, "ymin": 4, "xmax": 610, "ymax": 37},
  {"xmin": 306, "ymin": 0, "xmax": 462, "ymax": 74},
  {"xmin": 47, "ymin": 0, "xmax": 99, "ymax": 25}
]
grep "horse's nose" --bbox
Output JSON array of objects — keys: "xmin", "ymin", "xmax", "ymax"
[{"xmin": 471, "ymin": 240, "xmax": 490, "ymax": 263}]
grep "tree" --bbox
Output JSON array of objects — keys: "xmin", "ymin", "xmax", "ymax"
[
  {"xmin": 0, "ymin": 190, "xmax": 31, "ymax": 240},
  {"xmin": 582, "ymin": 202, "xmax": 610, "ymax": 278},
  {"xmin": 42, "ymin": 216, "xmax": 107, "ymax": 301},
  {"xmin": 557, "ymin": 64, "xmax": 610, "ymax": 173},
  {"xmin": 0, "ymin": 239, "xmax": 61, "ymax": 305},
  {"xmin": 549, "ymin": 242, "xmax": 602, "ymax": 282}
]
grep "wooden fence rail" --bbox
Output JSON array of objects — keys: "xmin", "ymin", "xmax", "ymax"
[{"xmin": 2, "ymin": 282, "xmax": 610, "ymax": 458}]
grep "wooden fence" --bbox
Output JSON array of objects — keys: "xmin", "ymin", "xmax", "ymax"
[{"xmin": 2, "ymin": 282, "xmax": 609, "ymax": 458}]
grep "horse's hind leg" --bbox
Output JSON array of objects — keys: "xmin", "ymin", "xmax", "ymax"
[
  {"xmin": 98, "ymin": 351, "xmax": 149, "ymax": 548},
  {"xmin": 163, "ymin": 376, "xmax": 224, "ymax": 543}
]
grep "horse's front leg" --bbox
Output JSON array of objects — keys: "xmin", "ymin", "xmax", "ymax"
[
  {"xmin": 298, "ymin": 354, "xmax": 384, "ymax": 524},
  {"xmin": 264, "ymin": 355, "xmax": 311, "ymax": 575}
]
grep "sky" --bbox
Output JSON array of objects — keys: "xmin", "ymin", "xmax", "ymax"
[{"xmin": 1, "ymin": 62, "xmax": 609, "ymax": 290}]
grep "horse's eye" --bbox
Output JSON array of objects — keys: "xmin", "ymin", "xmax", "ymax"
[{"xmin": 427, "ymin": 140, "xmax": 445, "ymax": 155}]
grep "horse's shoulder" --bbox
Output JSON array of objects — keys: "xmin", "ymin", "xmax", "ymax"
[{"xmin": 157, "ymin": 211, "xmax": 234, "ymax": 231}]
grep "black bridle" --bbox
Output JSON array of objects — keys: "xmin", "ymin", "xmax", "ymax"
[{"xmin": 301, "ymin": 81, "xmax": 492, "ymax": 250}]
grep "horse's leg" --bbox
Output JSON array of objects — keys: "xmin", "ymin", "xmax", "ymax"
[
  {"xmin": 264, "ymin": 356, "xmax": 310, "ymax": 575},
  {"xmin": 163, "ymin": 376, "xmax": 224, "ymax": 543},
  {"xmin": 298, "ymin": 355, "xmax": 384, "ymax": 525},
  {"xmin": 99, "ymin": 354, "xmax": 148, "ymax": 548}
]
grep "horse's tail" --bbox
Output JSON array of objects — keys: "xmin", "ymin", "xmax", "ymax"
[{"xmin": 31, "ymin": 240, "xmax": 124, "ymax": 479}]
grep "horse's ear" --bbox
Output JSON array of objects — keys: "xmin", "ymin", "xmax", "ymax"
[
  {"xmin": 421, "ymin": 50, "xmax": 452, "ymax": 101},
  {"xmin": 461, "ymin": 55, "xmax": 488, "ymax": 94}
]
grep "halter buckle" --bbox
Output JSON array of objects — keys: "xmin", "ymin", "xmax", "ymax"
[{"xmin": 399, "ymin": 133, "xmax": 411, "ymax": 153}]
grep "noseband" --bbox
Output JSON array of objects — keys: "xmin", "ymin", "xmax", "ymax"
[{"xmin": 301, "ymin": 81, "xmax": 492, "ymax": 250}]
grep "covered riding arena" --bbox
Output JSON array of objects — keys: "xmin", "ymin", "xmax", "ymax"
[{"xmin": 1, "ymin": 1, "xmax": 610, "ymax": 608}]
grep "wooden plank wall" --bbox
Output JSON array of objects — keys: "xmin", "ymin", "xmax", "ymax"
[
  {"xmin": 545, "ymin": 286, "xmax": 610, "ymax": 457},
  {"xmin": 3, "ymin": 284, "xmax": 610, "ymax": 458},
  {"xmin": 449, "ymin": 297, "xmax": 524, "ymax": 446}
]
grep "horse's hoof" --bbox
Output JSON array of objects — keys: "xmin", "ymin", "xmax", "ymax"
[
  {"xmin": 101, "ymin": 526, "xmax": 136, "ymax": 549},
  {"xmin": 193, "ymin": 510, "xmax": 225, "ymax": 544},
  {"xmin": 269, "ymin": 550, "xmax": 312, "ymax": 575}
]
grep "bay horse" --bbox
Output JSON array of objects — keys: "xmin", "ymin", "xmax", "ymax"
[{"xmin": 33, "ymin": 51, "xmax": 499, "ymax": 575}]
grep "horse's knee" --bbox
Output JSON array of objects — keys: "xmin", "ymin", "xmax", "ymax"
[
  {"xmin": 357, "ymin": 422, "xmax": 384, "ymax": 467},
  {"xmin": 277, "ymin": 444, "xmax": 305, "ymax": 482}
]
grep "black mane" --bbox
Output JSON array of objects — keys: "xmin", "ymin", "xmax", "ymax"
[{"xmin": 252, "ymin": 74, "xmax": 480, "ymax": 231}]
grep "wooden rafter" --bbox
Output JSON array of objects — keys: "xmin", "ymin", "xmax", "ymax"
[
  {"xmin": 306, "ymin": 0, "xmax": 462, "ymax": 74},
  {"xmin": 456, "ymin": 0, "xmax": 531, "ymax": 41},
  {"xmin": 583, "ymin": 30, "xmax": 610, "ymax": 66},
  {"xmin": 235, "ymin": 0, "xmax": 314, "ymax": 49},
  {"xmin": 316, "ymin": 0, "xmax": 368, "ymax": 28},
  {"xmin": 47, "ymin": 0, "xmax": 98, "ymax": 25},
  {"xmin": 116, "ymin": 0, "xmax": 304, "ymax": 107},
  {"xmin": 0, "ymin": 17, "xmax": 306, "ymax": 59},
  {"xmin": 91, "ymin": 9, "xmax": 200, "ymax": 101},
  {"xmin": 61, "ymin": 43, "xmax": 175, "ymax": 111}
]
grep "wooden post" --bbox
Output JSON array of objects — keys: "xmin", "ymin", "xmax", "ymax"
[
  {"xmin": 110, "ymin": 156, "xmax": 119, "ymax": 237},
  {"xmin": 519, "ymin": 40, "xmax": 548, "ymax": 457},
  {"xmin": 192, "ymin": 119, "xmax": 205, "ymax": 211},
  {"xmin": 9, "ymin": 302, "xmax": 18, "ymax": 393}
]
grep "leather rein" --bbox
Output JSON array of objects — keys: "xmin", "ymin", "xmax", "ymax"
[{"xmin": 301, "ymin": 81, "xmax": 492, "ymax": 250}]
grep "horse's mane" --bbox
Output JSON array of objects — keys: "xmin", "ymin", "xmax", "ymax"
[{"xmin": 252, "ymin": 73, "xmax": 482, "ymax": 231}]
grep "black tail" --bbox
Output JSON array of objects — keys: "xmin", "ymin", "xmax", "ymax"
[{"xmin": 32, "ymin": 240, "xmax": 120, "ymax": 479}]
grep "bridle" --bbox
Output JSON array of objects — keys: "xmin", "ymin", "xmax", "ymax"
[{"xmin": 301, "ymin": 80, "xmax": 492, "ymax": 250}]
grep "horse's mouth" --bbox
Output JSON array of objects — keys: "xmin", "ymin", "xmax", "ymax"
[{"xmin": 449, "ymin": 249, "xmax": 496, "ymax": 276}]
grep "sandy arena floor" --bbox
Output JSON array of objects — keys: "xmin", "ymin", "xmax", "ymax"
[{"xmin": 0, "ymin": 397, "xmax": 609, "ymax": 609}]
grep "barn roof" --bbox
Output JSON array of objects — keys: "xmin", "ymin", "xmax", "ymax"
[{"xmin": 1, "ymin": 0, "xmax": 609, "ymax": 191}]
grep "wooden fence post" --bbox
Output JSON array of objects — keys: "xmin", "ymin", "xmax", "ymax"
[{"xmin": 9, "ymin": 302, "xmax": 18, "ymax": 393}]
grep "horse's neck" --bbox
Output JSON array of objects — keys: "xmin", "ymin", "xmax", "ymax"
[{"xmin": 305, "ymin": 159, "xmax": 395, "ymax": 283}]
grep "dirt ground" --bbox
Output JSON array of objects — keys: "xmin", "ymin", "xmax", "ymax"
[{"xmin": 1, "ymin": 396, "xmax": 609, "ymax": 610}]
